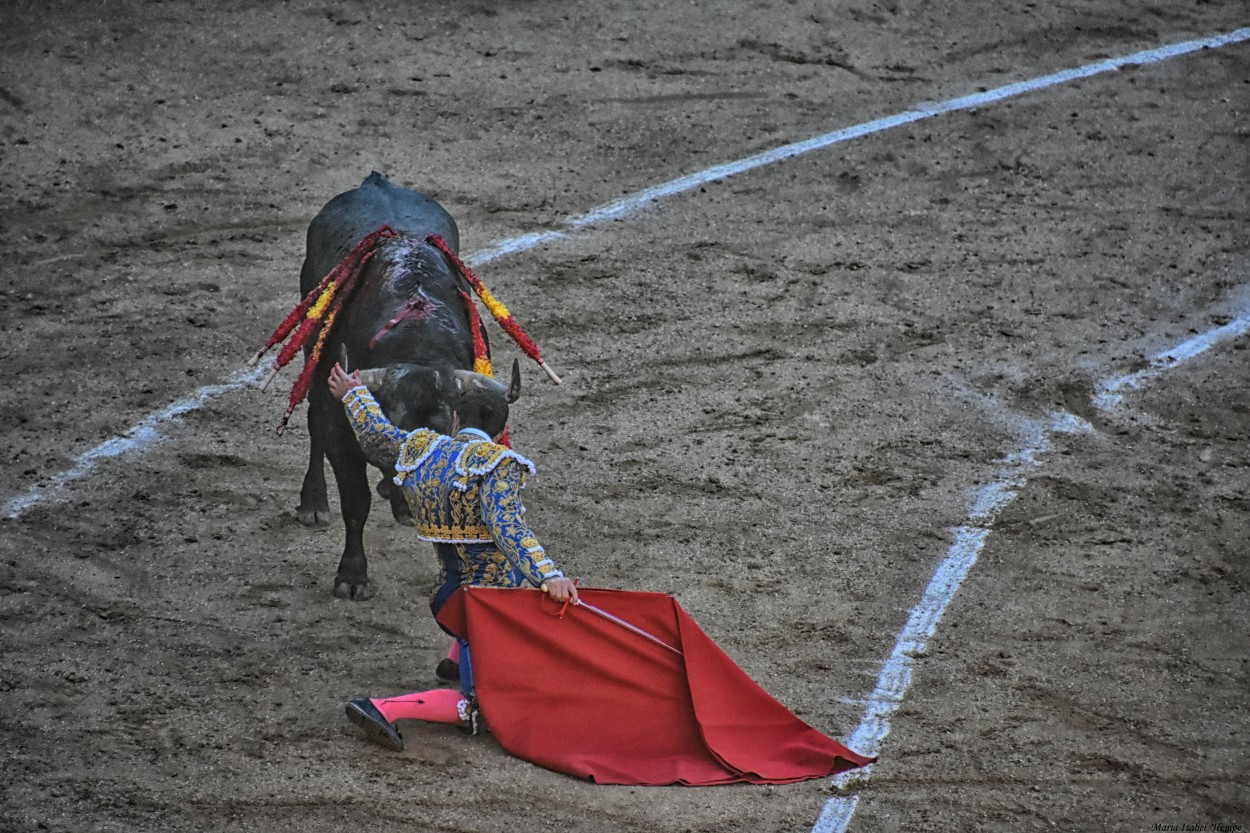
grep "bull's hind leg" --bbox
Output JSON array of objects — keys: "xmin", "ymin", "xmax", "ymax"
[
  {"xmin": 376, "ymin": 475, "xmax": 414, "ymax": 523},
  {"xmin": 327, "ymin": 447, "xmax": 374, "ymax": 600},
  {"xmin": 297, "ymin": 436, "xmax": 332, "ymax": 527}
]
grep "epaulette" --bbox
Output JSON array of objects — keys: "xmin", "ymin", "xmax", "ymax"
[
  {"xmin": 449, "ymin": 442, "xmax": 536, "ymax": 492},
  {"xmin": 394, "ymin": 429, "xmax": 444, "ymax": 480}
]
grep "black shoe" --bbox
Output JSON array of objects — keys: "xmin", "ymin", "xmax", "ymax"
[
  {"xmin": 345, "ymin": 698, "xmax": 404, "ymax": 751},
  {"xmin": 435, "ymin": 658, "xmax": 460, "ymax": 684}
]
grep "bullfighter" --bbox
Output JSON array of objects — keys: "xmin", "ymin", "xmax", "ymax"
[{"xmin": 326, "ymin": 361, "xmax": 578, "ymax": 748}]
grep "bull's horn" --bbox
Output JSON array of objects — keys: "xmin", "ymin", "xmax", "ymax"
[
  {"xmin": 454, "ymin": 368, "xmax": 508, "ymax": 398},
  {"xmin": 505, "ymin": 358, "xmax": 522, "ymax": 403},
  {"xmin": 356, "ymin": 368, "xmax": 390, "ymax": 389},
  {"xmin": 338, "ymin": 344, "xmax": 350, "ymax": 372}
]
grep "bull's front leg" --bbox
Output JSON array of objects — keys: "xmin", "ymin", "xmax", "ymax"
[
  {"xmin": 297, "ymin": 434, "xmax": 331, "ymax": 528},
  {"xmin": 327, "ymin": 446, "xmax": 374, "ymax": 600}
]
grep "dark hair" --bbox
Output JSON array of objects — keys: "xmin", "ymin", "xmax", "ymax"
[{"xmin": 456, "ymin": 389, "xmax": 509, "ymax": 438}]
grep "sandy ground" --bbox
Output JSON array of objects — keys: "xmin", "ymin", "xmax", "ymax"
[{"xmin": 2, "ymin": 2, "xmax": 1248, "ymax": 831}]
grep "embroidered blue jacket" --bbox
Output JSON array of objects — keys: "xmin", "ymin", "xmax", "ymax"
[{"xmin": 341, "ymin": 385, "xmax": 563, "ymax": 589}]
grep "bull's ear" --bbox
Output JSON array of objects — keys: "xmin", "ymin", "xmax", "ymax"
[
  {"xmin": 454, "ymin": 369, "xmax": 509, "ymax": 397},
  {"xmin": 506, "ymin": 358, "xmax": 522, "ymax": 403}
]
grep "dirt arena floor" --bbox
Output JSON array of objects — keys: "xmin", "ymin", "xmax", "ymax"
[{"xmin": 2, "ymin": 2, "xmax": 1247, "ymax": 831}]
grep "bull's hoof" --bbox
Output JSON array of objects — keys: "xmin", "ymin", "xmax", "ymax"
[
  {"xmin": 296, "ymin": 506, "xmax": 331, "ymax": 528},
  {"xmin": 334, "ymin": 577, "xmax": 373, "ymax": 601}
]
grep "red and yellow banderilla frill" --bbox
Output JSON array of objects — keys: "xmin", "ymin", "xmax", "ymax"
[
  {"xmin": 426, "ymin": 234, "xmax": 562, "ymax": 385},
  {"xmin": 251, "ymin": 226, "xmax": 559, "ymax": 433}
]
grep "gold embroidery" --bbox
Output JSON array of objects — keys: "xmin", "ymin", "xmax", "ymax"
[
  {"xmin": 344, "ymin": 387, "xmax": 558, "ymax": 588},
  {"xmin": 414, "ymin": 520, "xmax": 494, "ymax": 543}
]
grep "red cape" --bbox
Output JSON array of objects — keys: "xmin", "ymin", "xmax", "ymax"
[{"xmin": 436, "ymin": 587, "xmax": 874, "ymax": 786}]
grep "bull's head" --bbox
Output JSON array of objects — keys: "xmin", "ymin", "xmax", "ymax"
[
  {"xmin": 350, "ymin": 363, "xmax": 455, "ymax": 433},
  {"xmin": 350, "ymin": 357, "xmax": 521, "ymax": 435}
]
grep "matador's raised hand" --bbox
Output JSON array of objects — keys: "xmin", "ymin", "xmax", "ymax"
[{"xmin": 328, "ymin": 362, "xmax": 363, "ymax": 400}]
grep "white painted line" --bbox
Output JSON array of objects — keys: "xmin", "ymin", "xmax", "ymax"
[
  {"xmin": 474, "ymin": 27, "xmax": 1250, "ymax": 265},
  {"xmin": 813, "ymin": 300, "xmax": 1250, "ymax": 833},
  {"xmin": 814, "ymin": 416, "xmax": 1086, "ymax": 825},
  {"xmin": 1093, "ymin": 311, "xmax": 1250, "ymax": 412},
  {"xmin": 3, "ymin": 366, "xmax": 267, "ymax": 519},
  {"xmin": 5, "ymin": 25, "xmax": 1246, "ymax": 524},
  {"xmin": 467, "ymin": 230, "xmax": 569, "ymax": 266}
]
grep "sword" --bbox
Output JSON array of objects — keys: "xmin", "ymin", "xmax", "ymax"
[{"xmin": 575, "ymin": 599, "xmax": 684, "ymax": 656}]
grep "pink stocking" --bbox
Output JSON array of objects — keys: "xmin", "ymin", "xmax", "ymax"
[
  {"xmin": 446, "ymin": 640, "xmax": 460, "ymax": 663},
  {"xmin": 372, "ymin": 688, "xmax": 467, "ymax": 725}
]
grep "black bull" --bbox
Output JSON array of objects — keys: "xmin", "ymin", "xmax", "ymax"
[{"xmin": 290, "ymin": 171, "xmax": 516, "ymax": 600}]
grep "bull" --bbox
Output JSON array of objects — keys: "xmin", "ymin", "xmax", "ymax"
[{"xmin": 287, "ymin": 171, "xmax": 520, "ymax": 600}]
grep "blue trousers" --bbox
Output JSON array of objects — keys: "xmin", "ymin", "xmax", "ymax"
[{"xmin": 430, "ymin": 543, "xmax": 475, "ymax": 697}]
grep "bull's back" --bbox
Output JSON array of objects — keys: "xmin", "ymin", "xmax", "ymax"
[{"xmin": 301, "ymin": 172, "xmax": 460, "ymax": 292}]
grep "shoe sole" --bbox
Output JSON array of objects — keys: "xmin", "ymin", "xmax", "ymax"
[{"xmin": 345, "ymin": 701, "xmax": 404, "ymax": 752}]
